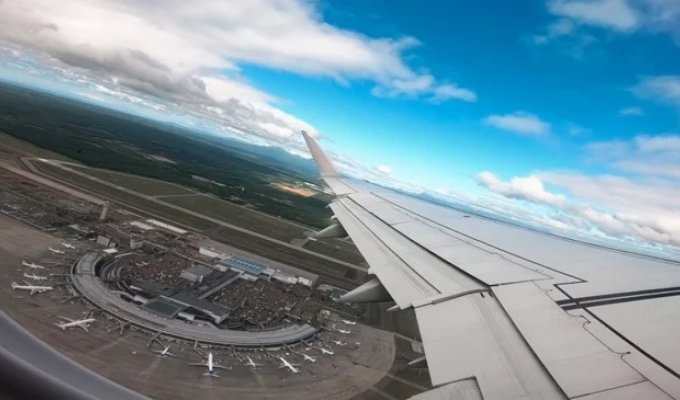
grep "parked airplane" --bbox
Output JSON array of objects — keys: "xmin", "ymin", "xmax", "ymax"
[
  {"xmin": 341, "ymin": 319, "xmax": 356, "ymax": 326},
  {"xmin": 278, "ymin": 356, "xmax": 301, "ymax": 373},
  {"xmin": 319, "ymin": 347, "xmax": 334, "ymax": 355},
  {"xmin": 61, "ymin": 242, "xmax": 75, "ymax": 249},
  {"xmin": 55, "ymin": 317, "xmax": 95, "ymax": 332},
  {"xmin": 331, "ymin": 323, "xmax": 350, "ymax": 334},
  {"xmin": 242, "ymin": 356, "xmax": 263, "ymax": 369},
  {"xmin": 23, "ymin": 273, "xmax": 48, "ymax": 281},
  {"xmin": 332, "ymin": 340, "xmax": 346, "ymax": 346},
  {"xmin": 22, "ymin": 260, "xmax": 45, "ymax": 270},
  {"xmin": 152, "ymin": 345, "xmax": 176, "ymax": 358},
  {"xmin": 189, "ymin": 353, "xmax": 231, "ymax": 377},
  {"xmin": 10, "ymin": 282, "xmax": 53, "ymax": 295},
  {"xmin": 48, "ymin": 247, "xmax": 64, "ymax": 254},
  {"xmin": 301, "ymin": 353, "xmax": 316, "ymax": 363}
]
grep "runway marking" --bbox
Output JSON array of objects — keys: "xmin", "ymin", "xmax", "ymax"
[{"xmin": 152, "ymin": 193, "xmax": 202, "ymax": 199}]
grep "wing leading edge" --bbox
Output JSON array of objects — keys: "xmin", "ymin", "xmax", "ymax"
[{"xmin": 301, "ymin": 131, "xmax": 680, "ymax": 400}]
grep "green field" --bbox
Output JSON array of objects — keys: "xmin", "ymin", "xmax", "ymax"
[
  {"xmin": 62, "ymin": 166, "xmax": 365, "ymax": 263},
  {"xmin": 33, "ymin": 162, "xmax": 219, "ymax": 231},
  {"xmin": 163, "ymin": 193, "xmax": 307, "ymax": 239},
  {"xmin": 0, "ymin": 82, "xmax": 334, "ymax": 228},
  {"xmin": 70, "ymin": 166, "xmax": 197, "ymax": 196},
  {"xmin": 151, "ymin": 192, "xmax": 364, "ymax": 263}
]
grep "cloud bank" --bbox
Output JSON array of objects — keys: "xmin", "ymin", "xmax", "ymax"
[{"xmin": 0, "ymin": 0, "xmax": 475, "ymax": 146}]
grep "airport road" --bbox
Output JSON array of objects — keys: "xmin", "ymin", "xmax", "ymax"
[
  {"xmin": 0, "ymin": 161, "xmax": 106, "ymax": 205},
  {"xmin": 23, "ymin": 158, "xmax": 365, "ymax": 273}
]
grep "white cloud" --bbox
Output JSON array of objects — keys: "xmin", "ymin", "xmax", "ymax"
[
  {"xmin": 632, "ymin": 75, "xmax": 680, "ymax": 109},
  {"xmin": 635, "ymin": 134, "xmax": 680, "ymax": 152},
  {"xmin": 587, "ymin": 134, "xmax": 680, "ymax": 178},
  {"xmin": 548, "ymin": 0, "xmax": 640, "ymax": 32},
  {"xmin": 477, "ymin": 170, "xmax": 680, "ymax": 249},
  {"xmin": 619, "ymin": 106, "xmax": 644, "ymax": 116},
  {"xmin": 540, "ymin": 172, "xmax": 680, "ymax": 246},
  {"xmin": 429, "ymin": 83, "xmax": 478, "ymax": 103},
  {"xmin": 541, "ymin": 0, "xmax": 680, "ymax": 47},
  {"xmin": 373, "ymin": 164, "xmax": 393, "ymax": 175},
  {"xmin": 533, "ymin": 18, "xmax": 577, "ymax": 44},
  {"xmin": 201, "ymin": 76, "xmax": 274, "ymax": 105},
  {"xmin": 0, "ymin": 0, "xmax": 473, "ymax": 104},
  {"xmin": 567, "ymin": 124, "xmax": 591, "ymax": 136},
  {"xmin": 476, "ymin": 172, "xmax": 566, "ymax": 207},
  {"xmin": 483, "ymin": 112, "xmax": 551, "ymax": 136}
]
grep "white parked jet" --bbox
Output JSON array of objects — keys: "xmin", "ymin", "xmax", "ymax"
[
  {"xmin": 242, "ymin": 356, "xmax": 263, "ymax": 369},
  {"xmin": 332, "ymin": 340, "xmax": 347, "ymax": 346},
  {"xmin": 337, "ymin": 329, "xmax": 351, "ymax": 334},
  {"xmin": 23, "ymin": 273, "xmax": 48, "ymax": 281},
  {"xmin": 22, "ymin": 260, "xmax": 45, "ymax": 270},
  {"xmin": 152, "ymin": 345, "xmax": 176, "ymax": 358},
  {"xmin": 319, "ymin": 347, "xmax": 334, "ymax": 355},
  {"xmin": 189, "ymin": 353, "xmax": 231, "ymax": 377},
  {"xmin": 55, "ymin": 317, "xmax": 95, "ymax": 332},
  {"xmin": 48, "ymin": 247, "xmax": 64, "ymax": 254},
  {"xmin": 301, "ymin": 353, "xmax": 316, "ymax": 363},
  {"xmin": 61, "ymin": 242, "xmax": 75, "ymax": 249},
  {"xmin": 278, "ymin": 356, "xmax": 301, "ymax": 373},
  {"xmin": 341, "ymin": 319, "xmax": 356, "ymax": 326},
  {"xmin": 10, "ymin": 282, "xmax": 53, "ymax": 295}
]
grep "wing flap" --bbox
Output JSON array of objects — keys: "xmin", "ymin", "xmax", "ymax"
[
  {"xmin": 493, "ymin": 282, "xmax": 646, "ymax": 398},
  {"xmin": 414, "ymin": 293, "xmax": 563, "ymax": 399}
]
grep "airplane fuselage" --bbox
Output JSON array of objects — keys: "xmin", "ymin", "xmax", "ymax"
[
  {"xmin": 23, "ymin": 273, "xmax": 47, "ymax": 281},
  {"xmin": 56, "ymin": 318, "xmax": 95, "ymax": 331},
  {"xmin": 10, "ymin": 282, "xmax": 53, "ymax": 294},
  {"xmin": 244, "ymin": 356, "xmax": 261, "ymax": 369},
  {"xmin": 22, "ymin": 261, "xmax": 45, "ymax": 270},
  {"xmin": 278, "ymin": 356, "xmax": 300, "ymax": 373}
]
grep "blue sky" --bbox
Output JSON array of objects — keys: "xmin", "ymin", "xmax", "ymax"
[{"xmin": 0, "ymin": 0, "xmax": 678, "ymax": 254}]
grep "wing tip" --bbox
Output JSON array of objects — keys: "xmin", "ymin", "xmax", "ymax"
[{"xmin": 301, "ymin": 130, "xmax": 340, "ymax": 178}]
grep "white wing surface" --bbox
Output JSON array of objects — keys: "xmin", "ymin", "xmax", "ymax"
[{"xmin": 302, "ymin": 131, "xmax": 680, "ymax": 400}]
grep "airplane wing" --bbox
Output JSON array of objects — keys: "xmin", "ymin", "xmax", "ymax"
[
  {"xmin": 302, "ymin": 131, "xmax": 680, "ymax": 400},
  {"xmin": 213, "ymin": 364, "xmax": 231, "ymax": 370}
]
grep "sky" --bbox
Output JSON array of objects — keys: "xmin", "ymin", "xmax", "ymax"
[{"xmin": 0, "ymin": 0, "xmax": 678, "ymax": 255}]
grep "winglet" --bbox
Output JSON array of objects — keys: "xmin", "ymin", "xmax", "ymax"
[{"xmin": 301, "ymin": 130, "xmax": 340, "ymax": 178}]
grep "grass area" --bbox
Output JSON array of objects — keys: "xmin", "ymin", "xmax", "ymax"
[
  {"xmin": 33, "ymin": 162, "xmax": 219, "ymax": 231},
  {"xmin": 305, "ymin": 240, "xmax": 366, "ymax": 265},
  {"xmin": 0, "ymin": 83, "xmax": 334, "ymax": 228},
  {"xmin": 0, "ymin": 132, "xmax": 74, "ymax": 161},
  {"xmin": 70, "ymin": 165, "xmax": 197, "ymax": 196},
  {"xmin": 163, "ymin": 193, "xmax": 307, "ymax": 240}
]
